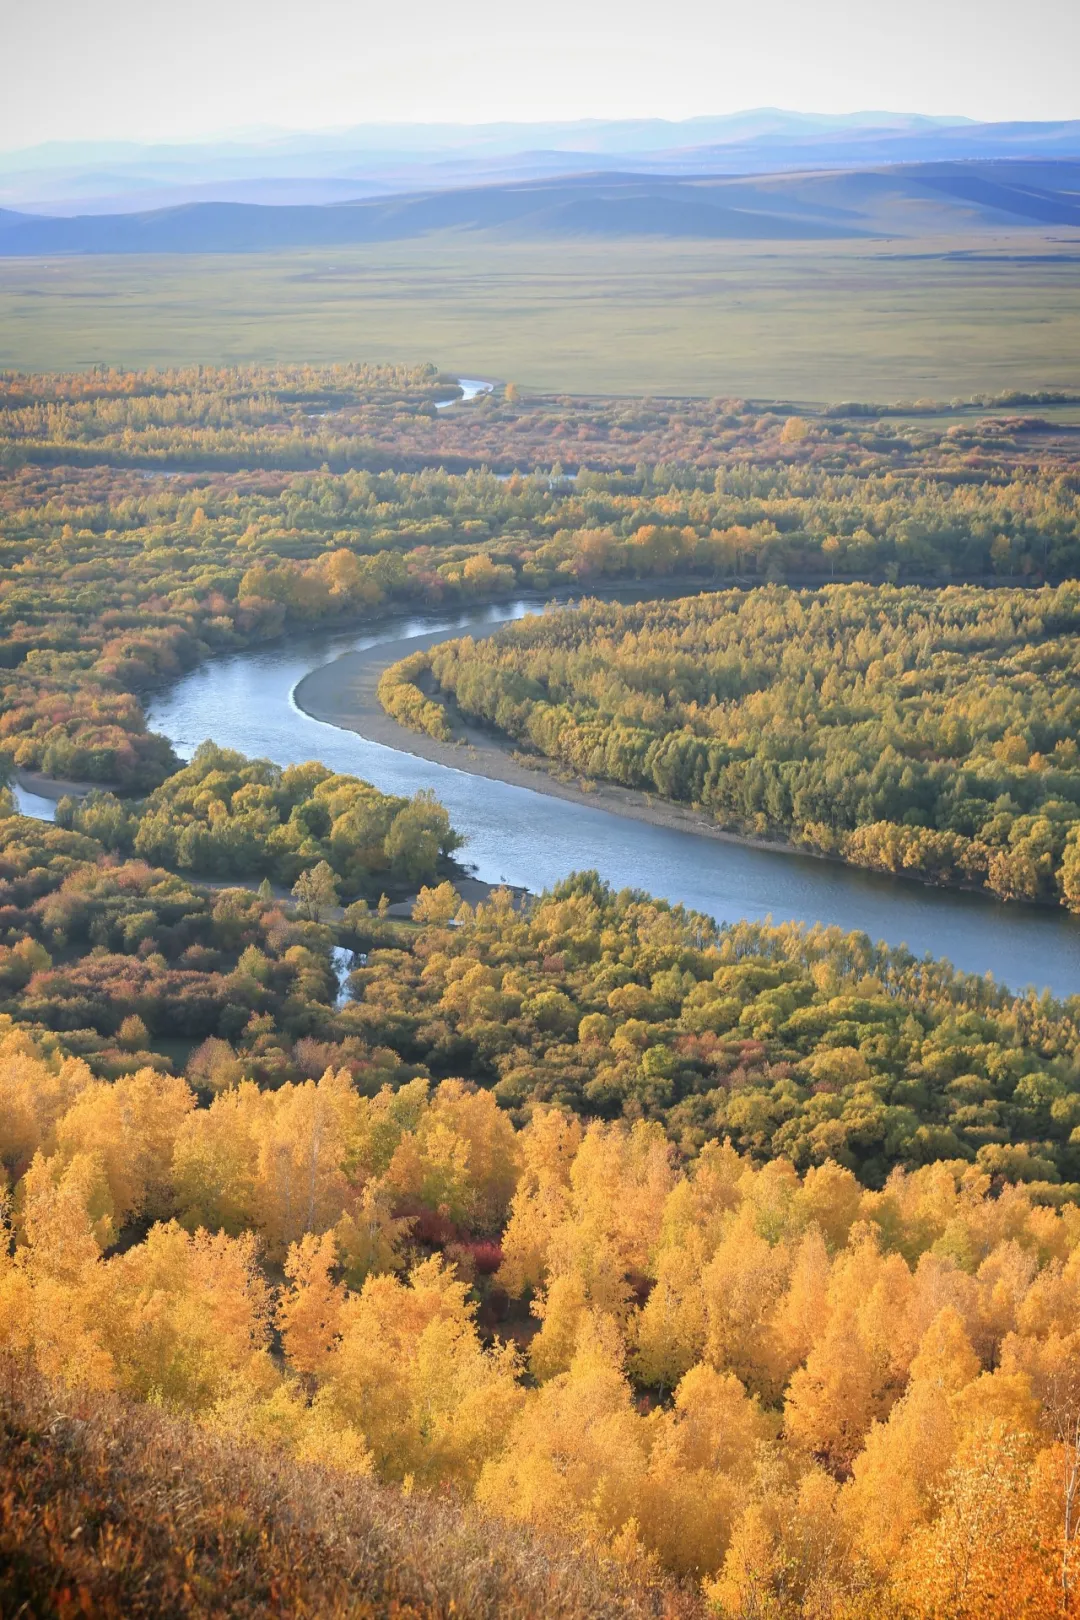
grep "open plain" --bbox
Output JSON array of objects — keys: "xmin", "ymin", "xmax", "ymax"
[{"xmin": 3, "ymin": 234, "xmax": 1079, "ymax": 398}]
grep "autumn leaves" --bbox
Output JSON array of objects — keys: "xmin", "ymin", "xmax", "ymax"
[{"xmin": 3, "ymin": 1019, "xmax": 1080, "ymax": 1612}]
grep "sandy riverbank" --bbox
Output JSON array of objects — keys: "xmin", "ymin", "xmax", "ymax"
[
  {"xmin": 15, "ymin": 768, "xmax": 112, "ymax": 802},
  {"xmin": 292, "ymin": 621, "xmax": 801, "ymax": 860}
]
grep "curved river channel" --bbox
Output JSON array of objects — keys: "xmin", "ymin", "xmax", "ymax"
[{"xmin": 135, "ymin": 598, "xmax": 1080, "ymax": 999}]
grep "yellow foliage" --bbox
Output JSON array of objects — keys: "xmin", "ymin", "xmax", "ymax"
[
  {"xmin": 2, "ymin": 1017, "xmax": 1079, "ymax": 1604},
  {"xmin": 844, "ymin": 1308, "xmax": 981, "ymax": 1573},
  {"xmin": 90, "ymin": 1222, "xmax": 274, "ymax": 1410},
  {"xmin": 478, "ymin": 1311, "xmax": 648, "ymax": 1543},
  {"xmin": 0, "ymin": 1026, "xmax": 94, "ymax": 1179},
  {"xmin": 642, "ymin": 1364, "xmax": 773, "ymax": 1576},
  {"xmin": 53, "ymin": 1067, "xmax": 195, "ymax": 1228},
  {"xmin": 310, "ymin": 1255, "xmax": 524, "ymax": 1488},
  {"xmin": 412, "ymin": 880, "xmax": 461, "ymax": 923},
  {"xmin": 251, "ymin": 1068, "xmax": 359, "ymax": 1256},
  {"xmin": 384, "ymin": 1079, "xmax": 519, "ymax": 1232},
  {"xmin": 891, "ymin": 1424, "xmax": 1057, "ymax": 1619},
  {"xmin": 277, "ymin": 1229, "xmax": 345, "ymax": 1375},
  {"xmin": 333, "ymin": 1183, "xmax": 413, "ymax": 1285},
  {"xmin": 529, "ymin": 1271, "xmax": 591, "ymax": 1381}
]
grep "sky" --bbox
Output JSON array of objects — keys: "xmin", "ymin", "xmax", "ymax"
[{"xmin": 4, "ymin": 0, "xmax": 1080, "ymax": 151}]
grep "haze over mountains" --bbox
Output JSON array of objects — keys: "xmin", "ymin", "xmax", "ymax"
[
  {"xmin": 0, "ymin": 111, "xmax": 1078, "ymax": 254},
  {"xmin": 4, "ymin": 110, "xmax": 1080, "ymax": 215}
]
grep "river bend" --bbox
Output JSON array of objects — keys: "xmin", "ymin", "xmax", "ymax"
[{"xmin": 138, "ymin": 599, "xmax": 1080, "ymax": 998}]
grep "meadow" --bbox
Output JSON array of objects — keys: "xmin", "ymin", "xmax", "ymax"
[{"xmin": 2, "ymin": 234, "xmax": 1080, "ymax": 398}]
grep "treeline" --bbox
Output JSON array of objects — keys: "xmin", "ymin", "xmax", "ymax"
[
  {"xmin": 0, "ymin": 360, "xmax": 461, "ymax": 468},
  {"xmin": 2, "ymin": 365, "xmax": 1080, "ymax": 786},
  {"xmin": 377, "ymin": 651, "xmax": 455, "ymax": 740},
  {"xmin": 392, "ymin": 583, "xmax": 1080, "ymax": 911},
  {"xmin": 3, "ymin": 1016, "xmax": 1080, "ymax": 1614}
]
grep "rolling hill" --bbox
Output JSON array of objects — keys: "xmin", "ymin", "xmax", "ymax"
[{"xmin": 0, "ymin": 162, "xmax": 1077, "ymax": 255}]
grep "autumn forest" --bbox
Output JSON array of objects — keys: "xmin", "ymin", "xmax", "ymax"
[{"xmin": 2, "ymin": 362, "xmax": 1080, "ymax": 1619}]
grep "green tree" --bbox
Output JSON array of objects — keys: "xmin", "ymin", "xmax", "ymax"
[{"xmin": 292, "ymin": 861, "xmax": 339, "ymax": 922}]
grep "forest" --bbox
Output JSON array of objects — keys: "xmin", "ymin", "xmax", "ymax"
[
  {"xmin": 3, "ymin": 832, "xmax": 1080, "ymax": 1611},
  {"xmin": 2, "ymin": 365, "xmax": 1079, "ymax": 788},
  {"xmin": 3, "ymin": 920, "xmax": 1080, "ymax": 1614},
  {"xmin": 2, "ymin": 362, "xmax": 1080, "ymax": 1617},
  {"xmin": 384, "ymin": 584, "xmax": 1080, "ymax": 911},
  {"xmin": 2, "ymin": 364, "xmax": 1077, "ymax": 474}
]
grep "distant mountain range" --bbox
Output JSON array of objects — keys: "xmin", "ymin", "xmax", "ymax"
[
  {"xmin": 3, "ymin": 111, "xmax": 1080, "ymax": 216},
  {"xmin": 0, "ymin": 161, "xmax": 1078, "ymax": 254}
]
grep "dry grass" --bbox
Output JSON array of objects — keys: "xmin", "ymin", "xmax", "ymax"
[{"xmin": 0, "ymin": 1358, "xmax": 702, "ymax": 1620}]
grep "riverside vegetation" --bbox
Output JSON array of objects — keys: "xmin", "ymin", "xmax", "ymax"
[
  {"xmin": 3, "ymin": 362, "xmax": 1080, "ymax": 1617},
  {"xmin": 383, "ymin": 584, "xmax": 1080, "ymax": 912}
]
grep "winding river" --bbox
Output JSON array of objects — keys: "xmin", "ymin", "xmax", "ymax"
[{"xmin": 133, "ymin": 598, "xmax": 1080, "ymax": 999}]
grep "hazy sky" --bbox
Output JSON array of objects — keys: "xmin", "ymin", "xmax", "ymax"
[{"xmin": 5, "ymin": 0, "xmax": 1079, "ymax": 150}]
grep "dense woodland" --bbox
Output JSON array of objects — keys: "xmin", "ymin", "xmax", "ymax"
[
  {"xmin": 390, "ymin": 584, "xmax": 1080, "ymax": 910},
  {"xmin": 55, "ymin": 741, "xmax": 460, "ymax": 892},
  {"xmin": 3, "ymin": 363, "xmax": 1080, "ymax": 1616},
  {"xmin": 3, "ymin": 953, "xmax": 1080, "ymax": 1614},
  {"xmin": 3, "ymin": 851, "xmax": 1080, "ymax": 1610},
  {"xmin": 339, "ymin": 876, "xmax": 1080, "ymax": 1186},
  {"xmin": 0, "ymin": 747, "xmax": 461, "ymax": 1086},
  {"xmin": 6, "ymin": 805, "xmax": 1079, "ymax": 1178},
  {"xmin": 1, "ymin": 365, "xmax": 1079, "ymax": 786}
]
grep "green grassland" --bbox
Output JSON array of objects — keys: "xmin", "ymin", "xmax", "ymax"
[{"xmin": 2, "ymin": 234, "xmax": 1079, "ymax": 400}]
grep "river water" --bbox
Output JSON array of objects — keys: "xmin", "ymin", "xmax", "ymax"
[
  {"xmin": 140, "ymin": 599, "xmax": 1080, "ymax": 999},
  {"xmin": 435, "ymin": 379, "xmax": 494, "ymax": 409}
]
